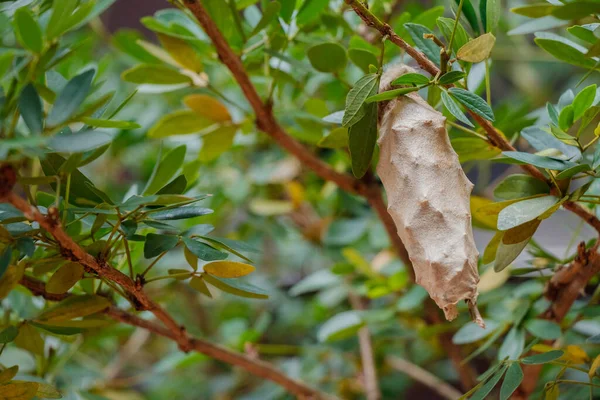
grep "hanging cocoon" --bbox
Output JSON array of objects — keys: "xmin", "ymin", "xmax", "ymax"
[{"xmin": 376, "ymin": 65, "xmax": 483, "ymax": 326}]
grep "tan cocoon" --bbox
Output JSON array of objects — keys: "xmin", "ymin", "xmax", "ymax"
[{"xmin": 376, "ymin": 65, "xmax": 483, "ymax": 325}]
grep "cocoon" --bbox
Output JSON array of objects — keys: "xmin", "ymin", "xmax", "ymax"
[{"xmin": 376, "ymin": 65, "xmax": 483, "ymax": 325}]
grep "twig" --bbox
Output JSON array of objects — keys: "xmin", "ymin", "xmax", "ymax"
[
  {"xmin": 349, "ymin": 293, "xmax": 381, "ymax": 400},
  {"xmin": 18, "ymin": 275, "xmax": 333, "ymax": 399},
  {"xmin": 387, "ymin": 356, "xmax": 462, "ymax": 400},
  {"xmin": 181, "ymin": 0, "xmax": 477, "ymax": 389}
]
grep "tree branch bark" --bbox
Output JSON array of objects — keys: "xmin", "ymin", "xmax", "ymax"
[
  {"xmin": 387, "ymin": 356, "xmax": 462, "ymax": 400},
  {"xmin": 181, "ymin": 0, "xmax": 477, "ymax": 390},
  {"xmin": 19, "ymin": 274, "xmax": 332, "ymax": 399}
]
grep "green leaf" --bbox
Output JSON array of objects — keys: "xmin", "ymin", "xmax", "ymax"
[
  {"xmin": 454, "ymin": 0, "xmax": 480, "ymax": 35},
  {"xmin": 182, "ymin": 237, "xmax": 228, "ymax": 261},
  {"xmin": 40, "ymin": 154, "xmax": 104, "ymax": 206},
  {"xmin": 511, "ymin": 4, "xmax": 556, "ymax": 18},
  {"xmin": 457, "ymin": 33, "xmax": 496, "ymax": 63},
  {"xmin": 473, "ymin": 366, "xmax": 509, "ymax": 400},
  {"xmin": 497, "ymin": 195, "xmax": 559, "ymax": 231},
  {"xmin": 501, "ymin": 151, "xmax": 577, "ymax": 171},
  {"xmin": 342, "ymin": 73, "xmax": 379, "ymax": 127},
  {"xmin": 47, "ymin": 262, "xmax": 84, "ymax": 294},
  {"xmin": 348, "ymin": 48, "xmax": 378, "ymax": 73},
  {"xmin": 37, "ymin": 295, "xmax": 110, "ymax": 322},
  {"xmin": 524, "ymin": 319, "xmax": 562, "ymax": 340},
  {"xmin": 149, "ymin": 110, "xmax": 214, "ymax": 138},
  {"xmin": 391, "ymin": 73, "xmax": 430, "ymax": 86},
  {"xmin": 149, "ymin": 206, "xmax": 213, "ymax": 220},
  {"xmin": 439, "ymin": 71, "xmax": 466, "ymax": 85},
  {"xmin": 200, "ymin": 236, "xmax": 257, "ymax": 262},
  {"xmin": 535, "ymin": 33, "xmax": 597, "ymax": 70},
  {"xmin": 14, "ymin": 7, "xmax": 43, "ymax": 53},
  {"xmin": 452, "ymin": 321, "xmax": 500, "ymax": 344},
  {"xmin": 448, "ymin": 88, "xmax": 495, "ymax": 121},
  {"xmin": 437, "ymin": 17, "xmax": 469, "ymax": 53},
  {"xmin": 318, "ymin": 127, "xmax": 348, "ymax": 148},
  {"xmin": 122, "ymin": 64, "xmax": 192, "ymax": 84},
  {"xmin": 189, "ymin": 276, "xmax": 212, "ymax": 297},
  {"xmin": 144, "ymin": 233, "xmax": 179, "ymax": 259},
  {"xmin": 202, "ymin": 274, "xmax": 268, "ymax": 299},
  {"xmin": 49, "ymin": 131, "xmax": 114, "ymax": 153},
  {"xmin": 0, "ymin": 246, "xmax": 12, "ymax": 280},
  {"xmin": 522, "ymin": 350, "xmax": 564, "ymax": 364},
  {"xmin": 33, "ymin": 382, "xmax": 62, "ymax": 399},
  {"xmin": 557, "ymin": 106, "xmax": 574, "ymax": 131},
  {"xmin": 494, "ymin": 235, "xmax": 531, "ymax": 272},
  {"xmin": 203, "ymin": 260, "xmax": 255, "ymax": 278},
  {"xmin": 0, "ymin": 326, "xmax": 18, "ymax": 344},
  {"xmin": 552, "ymin": 2, "xmax": 600, "ymax": 20},
  {"xmin": 442, "ymin": 91, "xmax": 474, "ymax": 127},
  {"xmin": 500, "ymin": 363, "xmax": 524, "ymax": 400},
  {"xmin": 555, "ymin": 164, "xmax": 591, "ymax": 180},
  {"xmin": 498, "ymin": 327, "xmax": 525, "ymax": 360},
  {"xmin": 144, "ymin": 145, "xmax": 187, "ymax": 195},
  {"xmin": 494, "ymin": 175, "xmax": 550, "ymax": 200},
  {"xmin": 365, "ymin": 86, "xmax": 420, "ymax": 103},
  {"xmin": 249, "ymin": 1, "xmax": 281, "ymax": 37},
  {"xmin": 80, "ymin": 117, "xmax": 140, "ymax": 129},
  {"xmin": 296, "ymin": 0, "xmax": 329, "ymax": 25},
  {"xmin": 486, "ymin": 0, "xmax": 501, "ymax": 33},
  {"xmin": 404, "ymin": 23, "xmax": 440, "ymax": 65},
  {"xmin": 317, "ymin": 311, "xmax": 364, "ymax": 342},
  {"xmin": 157, "ymin": 33, "xmax": 203, "ymax": 73},
  {"xmin": 573, "ymin": 84, "xmax": 597, "ymax": 121},
  {"xmin": 307, "ymin": 42, "xmax": 347, "ymax": 73},
  {"xmin": 348, "ymin": 100, "xmax": 377, "ymax": 178},
  {"xmin": 47, "ymin": 69, "xmax": 95, "ymax": 127},
  {"xmin": 18, "ymin": 84, "xmax": 43, "ymax": 135}
]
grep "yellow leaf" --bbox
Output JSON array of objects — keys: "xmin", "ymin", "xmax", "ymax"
[
  {"xmin": 0, "ymin": 381, "xmax": 38, "ymax": 400},
  {"xmin": 502, "ymin": 219, "xmax": 541, "ymax": 244},
  {"xmin": 189, "ymin": 276, "xmax": 212, "ymax": 297},
  {"xmin": 203, "ymin": 261, "xmax": 255, "ymax": 278},
  {"xmin": 482, "ymin": 231, "xmax": 503, "ymax": 265},
  {"xmin": 37, "ymin": 295, "xmax": 110, "ymax": 322},
  {"xmin": 0, "ymin": 366, "xmax": 18, "ymax": 384},
  {"xmin": 457, "ymin": 33, "xmax": 496, "ymax": 63},
  {"xmin": 14, "ymin": 323, "xmax": 44, "ymax": 357},
  {"xmin": 595, "ymin": 122, "xmax": 600, "ymax": 137},
  {"xmin": 46, "ymin": 262, "xmax": 83, "ymax": 294},
  {"xmin": 0, "ymin": 264, "xmax": 24, "ymax": 300},
  {"xmin": 545, "ymin": 383, "xmax": 559, "ymax": 400},
  {"xmin": 473, "ymin": 196, "xmax": 541, "ymax": 230},
  {"xmin": 589, "ymin": 354, "xmax": 600, "ymax": 378},
  {"xmin": 477, "ymin": 265, "xmax": 510, "ymax": 293},
  {"xmin": 286, "ymin": 181, "xmax": 305, "ymax": 208},
  {"xmin": 184, "ymin": 94, "xmax": 231, "ymax": 122},
  {"xmin": 199, "ymin": 125, "xmax": 236, "ymax": 162},
  {"xmin": 562, "ymin": 344, "xmax": 588, "ymax": 364},
  {"xmin": 531, "ymin": 344, "xmax": 555, "ymax": 353},
  {"xmin": 157, "ymin": 33, "xmax": 203, "ymax": 73},
  {"xmin": 149, "ymin": 110, "xmax": 214, "ymax": 138},
  {"xmin": 249, "ymin": 199, "xmax": 294, "ymax": 216}
]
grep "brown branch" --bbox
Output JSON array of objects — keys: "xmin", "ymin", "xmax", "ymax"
[
  {"xmin": 181, "ymin": 0, "xmax": 478, "ymax": 390},
  {"xmin": 515, "ymin": 242, "xmax": 600, "ymax": 398},
  {"xmin": 342, "ymin": 0, "xmax": 600, "ymax": 394},
  {"xmin": 349, "ymin": 293, "xmax": 381, "ymax": 400},
  {"xmin": 387, "ymin": 356, "xmax": 462, "ymax": 400},
  {"xmin": 19, "ymin": 274, "xmax": 332, "ymax": 399}
]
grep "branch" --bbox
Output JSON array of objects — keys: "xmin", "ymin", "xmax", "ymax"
[
  {"xmin": 342, "ymin": 1, "xmax": 600, "ymax": 394},
  {"xmin": 387, "ymin": 356, "xmax": 462, "ymax": 400},
  {"xmin": 19, "ymin": 275, "xmax": 332, "ymax": 399},
  {"xmin": 181, "ymin": 0, "xmax": 477, "ymax": 389},
  {"xmin": 515, "ymin": 242, "xmax": 600, "ymax": 398},
  {"xmin": 349, "ymin": 293, "xmax": 381, "ymax": 400}
]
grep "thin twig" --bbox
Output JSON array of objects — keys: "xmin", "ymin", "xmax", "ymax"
[
  {"xmin": 387, "ymin": 356, "xmax": 462, "ymax": 400},
  {"xmin": 18, "ymin": 274, "xmax": 333, "ymax": 399}
]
